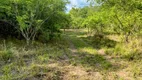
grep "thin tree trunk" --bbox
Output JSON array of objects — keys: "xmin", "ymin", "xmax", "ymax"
[
  {"xmin": 32, "ymin": 32, "xmax": 36, "ymax": 44},
  {"xmin": 26, "ymin": 38, "xmax": 30, "ymax": 45}
]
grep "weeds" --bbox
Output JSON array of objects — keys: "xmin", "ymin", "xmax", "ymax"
[
  {"xmin": 0, "ymin": 50, "xmax": 13, "ymax": 62},
  {"xmin": 0, "ymin": 29, "xmax": 142, "ymax": 80}
]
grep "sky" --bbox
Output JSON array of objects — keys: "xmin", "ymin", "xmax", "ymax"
[{"xmin": 66, "ymin": 0, "xmax": 90, "ymax": 12}]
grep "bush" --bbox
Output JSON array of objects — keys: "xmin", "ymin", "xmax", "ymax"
[
  {"xmin": 105, "ymin": 41, "xmax": 142, "ymax": 60},
  {"xmin": 0, "ymin": 21, "xmax": 20, "ymax": 39},
  {"xmin": 0, "ymin": 50, "xmax": 13, "ymax": 61},
  {"xmin": 124, "ymin": 49, "xmax": 142, "ymax": 60}
]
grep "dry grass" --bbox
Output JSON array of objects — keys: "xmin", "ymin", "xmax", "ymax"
[{"xmin": 0, "ymin": 29, "xmax": 142, "ymax": 80}]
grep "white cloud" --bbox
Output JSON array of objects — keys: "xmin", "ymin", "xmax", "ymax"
[
  {"xmin": 66, "ymin": 0, "xmax": 89, "ymax": 12},
  {"xmin": 66, "ymin": 4, "xmax": 72, "ymax": 12},
  {"xmin": 70, "ymin": 0, "xmax": 78, "ymax": 6}
]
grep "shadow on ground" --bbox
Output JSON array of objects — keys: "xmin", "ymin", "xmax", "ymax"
[
  {"xmin": 65, "ymin": 30, "xmax": 121, "ymax": 72},
  {"xmin": 65, "ymin": 29, "xmax": 118, "ymax": 49},
  {"xmin": 81, "ymin": 35, "xmax": 118, "ymax": 49}
]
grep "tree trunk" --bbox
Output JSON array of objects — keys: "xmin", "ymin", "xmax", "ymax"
[
  {"xmin": 26, "ymin": 38, "xmax": 30, "ymax": 45},
  {"xmin": 32, "ymin": 32, "xmax": 36, "ymax": 44}
]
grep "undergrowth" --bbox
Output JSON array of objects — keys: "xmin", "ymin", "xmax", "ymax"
[{"xmin": 0, "ymin": 29, "xmax": 142, "ymax": 80}]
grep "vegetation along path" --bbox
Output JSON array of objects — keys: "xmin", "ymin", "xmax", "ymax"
[
  {"xmin": 0, "ymin": 0, "xmax": 141, "ymax": 80},
  {"xmin": 61, "ymin": 29, "xmax": 142, "ymax": 80},
  {"xmin": 0, "ymin": 29, "xmax": 142, "ymax": 80}
]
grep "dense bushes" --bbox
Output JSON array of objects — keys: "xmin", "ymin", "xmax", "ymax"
[
  {"xmin": 0, "ymin": 20, "xmax": 20, "ymax": 39},
  {"xmin": 0, "ymin": 0, "xmax": 68, "ymax": 44}
]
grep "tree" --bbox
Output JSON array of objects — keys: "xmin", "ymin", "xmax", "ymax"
[
  {"xmin": 69, "ymin": 7, "xmax": 89, "ymax": 29},
  {"xmin": 0, "ymin": 0, "xmax": 68, "ymax": 45},
  {"xmin": 88, "ymin": 0, "xmax": 142, "ymax": 42}
]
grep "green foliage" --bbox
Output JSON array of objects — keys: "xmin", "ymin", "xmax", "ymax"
[
  {"xmin": 71, "ymin": 0, "xmax": 142, "ymax": 42},
  {"xmin": 0, "ymin": 0, "xmax": 68, "ymax": 44},
  {"xmin": 0, "ymin": 50, "xmax": 13, "ymax": 61},
  {"xmin": 67, "ymin": 0, "xmax": 142, "ymax": 61},
  {"xmin": 69, "ymin": 7, "xmax": 89, "ymax": 28},
  {"xmin": 105, "ymin": 40, "xmax": 142, "ymax": 60},
  {"xmin": 0, "ymin": 0, "xmax": 142, "ymax": 79},
  {"xmin": 38, "ymin": 31, "xmax": 50, "ymax": 42}
]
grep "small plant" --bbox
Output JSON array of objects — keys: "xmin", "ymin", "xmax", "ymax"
[
  {"xmin": 105, "ymin": 48, "xmax": 114, "ymax": 55},
  {"xmin": 0, "ymin": 50, "xmax": 13, "ymax": 62}
]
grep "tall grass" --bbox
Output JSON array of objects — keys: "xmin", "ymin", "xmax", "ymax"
[{"xmin": 105, "ymin": 36, "xmax": 142, "ymax": 60}]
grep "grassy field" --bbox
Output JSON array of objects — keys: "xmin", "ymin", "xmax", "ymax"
[{"xmin": 0, "ymin": 29, "xmax": 142, "ymax": 80}]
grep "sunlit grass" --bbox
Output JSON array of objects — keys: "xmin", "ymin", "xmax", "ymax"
[
  {"xmin": 79, "ymin": 47, "xmax": 97, "ymax": 54},
  {"xmin": 65, "ymin": 29, "xmax": 142, "ymax": 79},
  {"xmin": 0, "ymin": 38, "xmax": 70, "ymax": 80},
  {"xmin": 0, "ymin": 29, "xmax": 142, "ymax": 80}
]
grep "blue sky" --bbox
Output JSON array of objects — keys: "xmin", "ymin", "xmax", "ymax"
[{"xmin": 66, "ymin": 0, "xmax": 90, "ymax": 12}]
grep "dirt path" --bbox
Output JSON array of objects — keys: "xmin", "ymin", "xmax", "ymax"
[
  {"xmin": 59, "ymin": 31, "xmax": 105, "ymax": 80},
  {"xmin": 61, "ymin": 35, "xmax": 92, "ymax": 80},
  {"xmin": 0, "ymin": 29, "xmax": 140, "ymax": 80},
  {"xmin": 61, "ymin": 29, "xmax": 136, "ymax": 80}
]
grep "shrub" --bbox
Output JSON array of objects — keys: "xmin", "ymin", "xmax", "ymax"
[
  {"xmin": 105, "ymin": 40, "xmax": 142, "ymax": 60},
  {"xmin": 0, "ymin": 50, "xmax": 13, "ymax": 61},
  {"xmin": 124, "ymin": 49, "xmax": 142, "ymax": 60}
]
